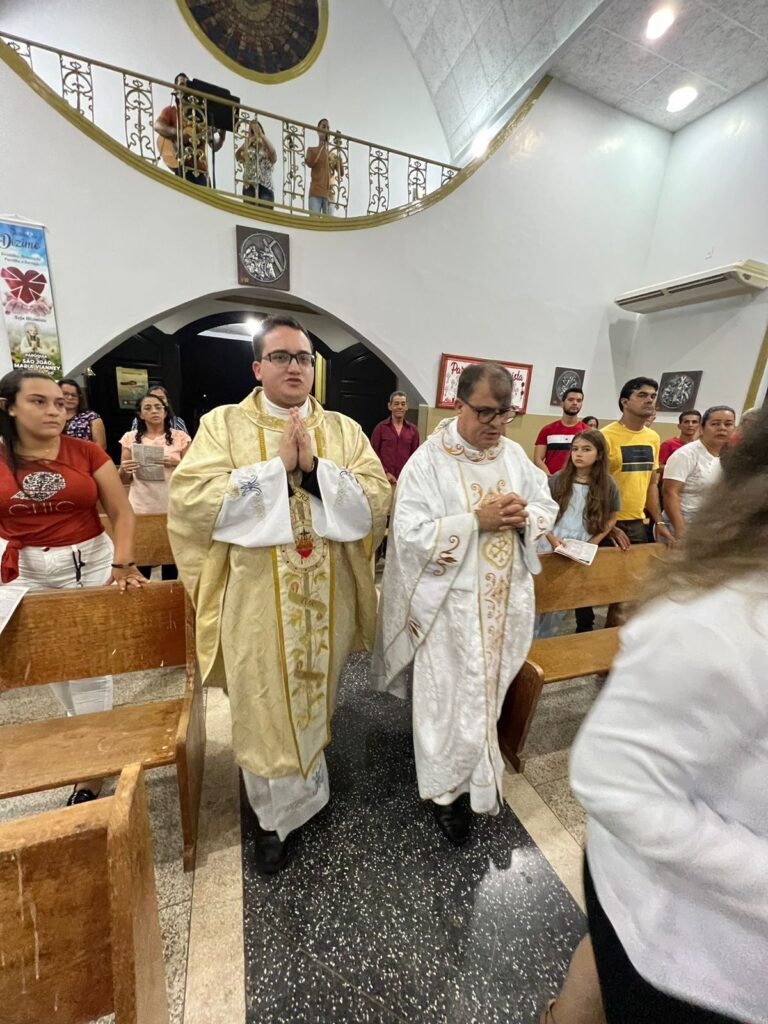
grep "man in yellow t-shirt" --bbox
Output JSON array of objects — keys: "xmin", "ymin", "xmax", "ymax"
[{"xmin": 601, "ymin": 377, "xmax": 672, "ymax": 547}]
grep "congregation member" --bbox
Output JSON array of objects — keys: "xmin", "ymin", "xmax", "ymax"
[
  {"xmin": 305, "ymin": 117, "xmax": 344, "ymax": 216},
  {"xmin": 582, "ymin": 415, "xmax": 599, "ymax": 429},
  {"xmin": 533, "ymin": 387, "xmax": 586, "ymax": 475},
  {"xmin": 119, "ymin": 393, "xmax": 191, "ymax": 580},
  {"xmin": 535, "ymin": 431, "xmax": 619, "ymax": 638},
  {"xmin": 370, "ymin": 390, "xmax": 420, "ymax": 486},
  {"xmin": 130, "ymin": 384, "xmax": 188, "ymax": 433},
  {"xmin": 236, "ymin": 118, "xmax": 277, "ymax": 205},
  {"xmin": 601, "ymin": 377, "xmax": 671, "ymax": 546},
  {"xmin": 662, "ymin": 405, "xmax": 735, "ymax": 540},
  {"xmin": 564, "ymin": 404, "xmax": 768, "ymax": 1024},
  {"xmin": 658, "ymin": 408, "xmax": 700, "ymax": 475},
  {"xmin": 59, "ymin": 377, "xmax": 107, "ymax": 448},
  {"xmin": 0, "ymin": 370, "xmax": 143, "ymax": 805},
  {"xmin": 167, "ymin": 316, "xmax": 389, "ymax": 874},
  {"xmin": 373, "ymin": 363, "xmax": 558, "ymax": 845}
]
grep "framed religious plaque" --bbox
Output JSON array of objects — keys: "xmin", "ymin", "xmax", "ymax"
[
  {"xmin": 656, "ymin": 370, "xmax": 702, "ymax": 412},
  {"xmin": 436, "ymin": 353, "xmax": 532, "ymax": 413},
  {"xmin": 550, "ymin": 366, "xmax": 585, "ymax": 405},
  {"xmin": 236, "ymin": 225, "xmax": 290, "ymax": 290}
]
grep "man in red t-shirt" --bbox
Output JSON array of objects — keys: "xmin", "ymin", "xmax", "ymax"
[
  {"xmin": 658, "ymin": 409, "xmax": 701, "ymax": 480},
  {"xmin": 533, "ymin": 387, "xmax": 586, "ymax": 475}
]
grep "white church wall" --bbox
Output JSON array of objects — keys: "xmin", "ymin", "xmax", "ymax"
[
  {"xmin": 1, "ymin": 67, "xmax": 676, "ymax": 418},
  {"xmin": 624, "ymin": 78, "xmax": 768, "ymax": 418}
]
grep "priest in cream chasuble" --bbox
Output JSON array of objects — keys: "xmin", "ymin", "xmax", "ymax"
[
  {"xmin": 373, "ymin": 364, "xmax": 558, "ymax": 843},
  {"xmin": 168, "ymin": 317, "xmax": 389, "ymax": 867}
]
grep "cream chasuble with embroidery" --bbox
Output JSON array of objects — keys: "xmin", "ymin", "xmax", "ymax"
[
  {"xmin": 168, "ymin": 389, "xmax": 390, "ymax": 789},
  {"xmin": 372, "ymin": 418, "xmax": 558, "ymax": 812}
]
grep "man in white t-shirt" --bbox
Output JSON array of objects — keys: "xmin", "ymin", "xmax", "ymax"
[{"xmin": 662, "ymin": 405, "xmax": 735, "ymax": 538}]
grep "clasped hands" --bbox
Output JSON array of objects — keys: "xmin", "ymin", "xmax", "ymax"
[
  {"xmin": 475, "ymin": 492, "xmax": 528, "ymax": 532},
  {"xmin": 278, "ymin": 408, "xmax": 314, "ymax": 474}
]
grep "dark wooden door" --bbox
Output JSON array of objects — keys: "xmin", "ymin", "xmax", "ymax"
[{"xmin": 325, "ymin": 342, "xmax": 396, "ymax": 437}]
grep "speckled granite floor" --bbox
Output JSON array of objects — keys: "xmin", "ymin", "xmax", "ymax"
[{"xmin": 240, "ymin": 652, "xmax": 586, "ymax": 1024}]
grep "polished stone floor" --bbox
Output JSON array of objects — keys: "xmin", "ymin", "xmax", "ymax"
[{"xmin": 240, "ymin": 652, "xmax": 586, "ymax": 1024}]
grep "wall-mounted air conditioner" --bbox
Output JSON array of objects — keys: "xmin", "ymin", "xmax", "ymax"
[{"xmin": 615, "ymin": 259, "xmax": 768, "ymax": 314}]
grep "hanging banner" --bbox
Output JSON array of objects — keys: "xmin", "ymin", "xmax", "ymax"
[{"xmin": 0, "ymin": 220, "xmax": 63, "ymax": 378}]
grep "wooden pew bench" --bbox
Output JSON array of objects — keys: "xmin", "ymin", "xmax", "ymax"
[
  {"xmin": 100, "ymin": 511, "xmax": 174, "ymax": 567},
  {"xmin": 499, "ymin": 544, "xmax": 662, "ymax": 773},
  {"xmin": 0, "ymin": 764, "xmax": 168, "ymax": 1024},
  {"xmin": 0, "ymin": 582, "xmax": 204, "ymax": 871}
]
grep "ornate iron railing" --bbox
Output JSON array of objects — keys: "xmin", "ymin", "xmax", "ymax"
[{"xmin": 0, "ymin": 31, "xmax": 459, "ymax": 221}]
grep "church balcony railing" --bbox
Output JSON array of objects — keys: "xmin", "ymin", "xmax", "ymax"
[{"xmin": 0, "ymin": 32, "xmax": 551, "ymax": 229}]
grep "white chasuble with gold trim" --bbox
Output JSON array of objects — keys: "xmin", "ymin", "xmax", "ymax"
[
  {"xmin": 168, "ymin": 389, "xmax": 390, "ymax": 784},
  {"xmin": 373, "ymin": 418, "xmax": 558, "ymax": 812}
]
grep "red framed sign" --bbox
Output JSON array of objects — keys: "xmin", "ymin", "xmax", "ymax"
[{"xmin": 435, "ymin": 353, "xmax": 533, "ymax": 413}]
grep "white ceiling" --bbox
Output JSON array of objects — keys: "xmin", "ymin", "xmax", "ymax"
[
  {"xmin": 553, "ymin": 0, "xmax": 768, "ymax": 131},
  {"xmin": 384, "ymin": 0, "xmax": 768, "ymax": 155},
  {"xmin": 382, "ymin": 0, "xmax": 607, "ymax": 158}
]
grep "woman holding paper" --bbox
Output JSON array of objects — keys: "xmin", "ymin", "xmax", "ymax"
[
  {"xmin": 535, "ymin": 431, "xmax": 619, "ymax": 638},
  {"xmin": 119, "ymin": 392, "xmax": 190, "ymax": 579},
  {"xmin": 0, "ymin": 368, "xmax": 144, "ymax": 805}
]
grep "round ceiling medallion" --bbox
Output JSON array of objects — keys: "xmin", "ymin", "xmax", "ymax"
[{"xmin": 177, "ymin": 0, "xmax": 328, "ymax": 82}]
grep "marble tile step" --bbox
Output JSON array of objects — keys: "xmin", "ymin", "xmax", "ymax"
[{"xmin": 241, "ymin": 653, "xmax": 585, "ymax": 1024}]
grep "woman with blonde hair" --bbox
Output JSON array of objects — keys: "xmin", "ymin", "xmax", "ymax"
[{"xmin": 551, "ymin": 405, "xmax": 768, "ymax": 1022}]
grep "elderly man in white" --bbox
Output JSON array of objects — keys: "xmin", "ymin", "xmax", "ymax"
[{"xmin": 373, "ymin": 362, "xmax": 558, "ymax": 844}]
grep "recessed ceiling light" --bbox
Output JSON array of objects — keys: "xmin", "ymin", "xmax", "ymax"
[
  {"xmin": 246, "ymin": 316, "xmax": 263, "ymax": 333},
  {"xmin": 666, "ymin": 85, "xmax": 698, "ymax": 112},
  {"xmin": 646, "ymin": 7, "xmax": 675, "ymax": 40}
]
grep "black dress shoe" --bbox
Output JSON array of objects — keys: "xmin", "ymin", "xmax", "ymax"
[
  {"xmin": 66, "ymin": 787, "xmax": 97, "ymax": 806},
  {"xmin": 433, "ymin": 798, "xmax": 471, "ymax": 846},
  {"xmin": 254, "ymin": 825, "xmax": 289, "ymax": 875}
]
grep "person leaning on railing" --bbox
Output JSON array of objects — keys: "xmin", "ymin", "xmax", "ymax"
[
  {"xmin": 236, "ymin": 119, "xmax": 277, "ymax": 206},
  {"xmin": 0, "ymin": 369, "xmax": 144, "ymax": 806}
]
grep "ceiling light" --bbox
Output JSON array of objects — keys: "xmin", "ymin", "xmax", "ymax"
[
  {"xmin": 645, "ymin": 7, "xmax": 675, "ymax": 40},
  {"xmin": 470, "ymin": 128, "xmax": 494, "ymax": 160},
  {"xmin": 246, "ymin": 316, "xmax": 263, "ymax": 333},
  {"xmin": 666, "ymin": 85, "xmax": 698, "ymax": 112}
]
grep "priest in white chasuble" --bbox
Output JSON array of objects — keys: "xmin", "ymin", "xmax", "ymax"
[
  {"xmin": 373, "ymin": 363, "xmax": 558, "ymax": 845},
  {"xmin": 168, "ymin": 316, "xmax": 390, "ymax": 874}
]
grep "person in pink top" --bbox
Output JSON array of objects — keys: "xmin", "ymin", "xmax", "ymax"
[{"xmin": 119, "ymin": 392, "xmax": 191, "ymax": 579}]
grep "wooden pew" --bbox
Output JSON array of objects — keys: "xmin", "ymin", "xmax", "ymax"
[
  {"xmin": 0, "ymin": 582, "xmax": 204, "ymax": 871},
  {"xmin": 100, "ymin": 511, "xmax": 174, "ymax": 566},
  {"xmin": 499, "ymin": 544, "xmax": 663, "ymax": 773},
  {"xmin": 0, "ymin": 764, "xmax": 168, "ymax": 1024}
]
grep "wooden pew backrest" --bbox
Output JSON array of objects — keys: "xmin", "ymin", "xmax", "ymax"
[
  {"xmin": 0, "ymin": 581, "xmax": 186, "ymax": 691},
  {"xmin": 0, "ymin": 764, "xmax": 168, "ymax": 1024},
  {"xmin": 533, "ymin": 544, "xmax": 663, "ymax": 613},
  {"xmin": 100, "ymin": 512, "xmax": 174, "ymax": 566}
]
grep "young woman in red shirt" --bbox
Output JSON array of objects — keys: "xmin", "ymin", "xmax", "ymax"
[{"xmin": 0, "ymin": 369, "xmax": 144, "ymax": 804}]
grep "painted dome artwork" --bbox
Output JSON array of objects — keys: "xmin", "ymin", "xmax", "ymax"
[{"xmin": 179, "ymin": 0, "xmax": 325, "ymax": 79}]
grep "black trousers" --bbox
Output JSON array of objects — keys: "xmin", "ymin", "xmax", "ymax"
[
  {"xmin": 138, "ymin": 564, "xmax": 178, "ymax": 581},
  {"xmin": 584, "ymin": 857, "xmax": 739, "ymax": 1024}
]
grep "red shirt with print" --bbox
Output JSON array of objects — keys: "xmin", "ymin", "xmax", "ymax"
[{"xmin": 0, "ymin": 435, "xmax": 111, "ymax": 582}]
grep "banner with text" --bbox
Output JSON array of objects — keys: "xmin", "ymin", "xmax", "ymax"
[{"xmin": 0, "ymin": 220, "xmax": 62, "ymax": 378}]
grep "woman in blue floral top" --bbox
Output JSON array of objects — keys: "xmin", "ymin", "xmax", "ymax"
[{"xmin": 59, "ymin": 378, "xmax": 107, "ymax": 448}]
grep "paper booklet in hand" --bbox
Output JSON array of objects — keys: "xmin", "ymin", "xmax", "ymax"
[
  {"xmin": 132, "ymin": 443, "xmax": 165, "ymax": 481},
  {"xmin": 554, "ymin": 539, "xmax": 598, "ymax": 566}
]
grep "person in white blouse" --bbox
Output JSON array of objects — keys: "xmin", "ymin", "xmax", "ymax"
[
  {"xmin": 662, "ymin": 404, "xmax": 735, "ymax": 541},
  {"xmin": 557, "ymin": 404, "xmax": 768, "ymax": 1023}
]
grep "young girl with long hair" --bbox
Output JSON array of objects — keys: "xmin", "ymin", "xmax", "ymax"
[
  {"xmin": 535, "ymin": 430, "xmax": 619, "ymax": 638},
  {"xmin": 0, "ymin": 369, "xmax": 143, "ymax": 804}
]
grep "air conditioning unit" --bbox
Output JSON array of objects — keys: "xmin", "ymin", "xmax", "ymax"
[{"xmin": 615, "ymin": 259, "xmax": 768, "ymax": 314}]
